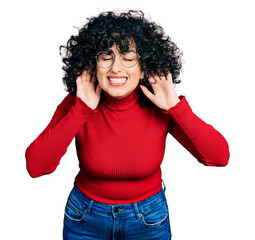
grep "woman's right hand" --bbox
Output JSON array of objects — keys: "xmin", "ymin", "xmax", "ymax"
[{"xmin": 76, "ymin": 69, "xmax": 102, "ymax": 110}]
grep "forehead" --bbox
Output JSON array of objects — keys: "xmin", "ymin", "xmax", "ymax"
[
  {"xmin": 106, "ymin": 36, "xmax": 137, "ymax": 52},
  {"xmin": 108, "ymin": 42, "xmax": 136, "ymax": 52}
]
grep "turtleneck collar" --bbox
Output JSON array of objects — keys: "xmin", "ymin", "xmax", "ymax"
[{"xmin": 101, "ymin": 84, "xmax": 140, "ymax": 111}]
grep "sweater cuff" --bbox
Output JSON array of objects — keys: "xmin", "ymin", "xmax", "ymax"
[
  {"xmin": 67, "ymin": 96, "xmax": 98, "ymax": 124},
  {"xmin": 162, "ymin": 95, "xmax": 191, "ymax": 120},
  {"xmin": 75, "ymin": 96, "xmax": 98, "ymax": 114}
]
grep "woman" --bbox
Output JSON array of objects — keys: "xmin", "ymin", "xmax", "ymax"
[{"xmin": 25, "ymin": 10, "xmax": 230, "ymax": 240}]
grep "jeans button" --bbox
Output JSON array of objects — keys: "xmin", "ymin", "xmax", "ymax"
[{"xmin": 114, "ymin": 207, "xmax": 119, "ymax": 213}]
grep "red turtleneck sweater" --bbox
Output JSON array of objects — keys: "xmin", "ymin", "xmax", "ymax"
[{"xmin": 25, "ymin": 85, "xmax": 229, "ymax": 204}]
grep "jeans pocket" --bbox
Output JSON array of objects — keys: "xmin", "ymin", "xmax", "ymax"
[
  {"xmin": 64, "ymin": 190, "xmax": 88, "ymax": 222},
  {"xmin": 139, "ymin": 195, "xmax": 169, "ymax": 227}
]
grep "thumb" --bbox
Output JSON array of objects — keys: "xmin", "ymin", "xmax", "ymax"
[
  {"xmin": 96, "ymin": 82, "xmax": 102, "ymax": 96},
  {"xmin": 140, "ymin": 85, "xmax": 155, "ymax": 102}
]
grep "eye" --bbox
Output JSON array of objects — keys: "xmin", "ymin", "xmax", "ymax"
[
  {"xmin": 123, "ymin": 58, "xmax": 134, "ymax": 61},
  {"xmin": 102, "ymin": 57, "xmax": 113, "ymax": 61},
  {"xmin": 99, "ymin": 52, "xmax": 113, "ymax": 61},
  {"xmin": 122, "ymin": 52, "xmax": 137, "ymax": 61}
]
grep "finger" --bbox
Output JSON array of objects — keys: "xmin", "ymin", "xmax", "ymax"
[
  {"xmin": 148, "ymin": 76, "xmax": 157, "ymax": 84},
  {"xmin": 140, "ymin": 85, "xmax": 155, "ymax": 102},
  {"xmin": 76, "ymin": 71, "xmax": 84, "ymax": 83},
  {"xmin": 166, "ymin": 72, "xmax": 173, "ymax": 81},
  {"xmin": 79, "ymin": 69, "xmax": 87, "ymax": 82},
  {"xmin": 91, "ymin": 71, "xmax": 97, "ymax": 84},
  {"xmin": 154, "ymin": 72, "xmax": 166, "ymax": 81},
  {"xmin": 81, "ymin": 69, "xmax": 87, "ymax": 76},
  {"xmin": 86, "ymin": 69, "xmax": 92, "ymax": 81},
  {"xmin": 153, "ymin": 74, "xmax": 160, "ymax": 81}
]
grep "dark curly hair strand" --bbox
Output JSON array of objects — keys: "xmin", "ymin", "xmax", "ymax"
[{"xmin": 59, "ymin": 10, "xmax": 183, "ymax": 107}]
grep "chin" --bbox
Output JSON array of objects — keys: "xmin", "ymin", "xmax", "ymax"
[{"xmin": 109, "ymin": 91, "xmax": 128, "ymax": 99}]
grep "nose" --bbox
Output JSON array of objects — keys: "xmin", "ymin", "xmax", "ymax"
[{"xmin": 110, "ymin": 54, "xmax": 123, "ymax": 73}]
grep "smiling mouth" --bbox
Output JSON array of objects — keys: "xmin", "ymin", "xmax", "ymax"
[
  {"xmin": 107, "ymin": 77, "xmax": 128, "ymax": 83},
  {"xmin": 107, "ymin": 77, "xmax": 128, "ymax": 86}
]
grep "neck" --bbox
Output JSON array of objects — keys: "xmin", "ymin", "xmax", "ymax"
[{"xmin": 101, "ymin": 85, "xmax": 140, "ymax": 111}]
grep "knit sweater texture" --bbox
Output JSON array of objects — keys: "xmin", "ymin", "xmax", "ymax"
[{"xmin": 25, "ymin": 85, "xmax": 229, "ymax": 204}]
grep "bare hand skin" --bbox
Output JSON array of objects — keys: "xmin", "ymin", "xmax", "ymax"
[
  {"xmin": 140, "ymin": 72, "xmax": 180, "ymax": 111},
  {"xmin": 76, "ymin": 69, "xmax": 102, "ymax": 110}
]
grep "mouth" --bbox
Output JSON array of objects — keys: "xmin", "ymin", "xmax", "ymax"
[{"xmin": 107, "ymin": 76, "xmax": 128, "ymax": 87}]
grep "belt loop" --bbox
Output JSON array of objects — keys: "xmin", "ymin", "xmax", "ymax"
[
  {"xmin": 86, "ymin": 200, "xmax": 94, "ymax": 215},
  {"xmin": 133, "ymin": 203, "xmax": 142, "ymax": 220},
  {"xmin": 162, "ymin": 179, "xmax": 166, "ymax": 193}
]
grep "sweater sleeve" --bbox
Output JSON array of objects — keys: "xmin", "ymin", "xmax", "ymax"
[
  {"xmin": 25, "ymin": 94, "xmax": 98, "ymax": 178},
  {"xmin": 162, "ymin": 95, "xmax": 230, "ymax": 166}
]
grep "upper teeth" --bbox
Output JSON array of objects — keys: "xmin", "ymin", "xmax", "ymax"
[{"xmin": 109, "ymin": 78, "xmax": 127, "ymax": 83}]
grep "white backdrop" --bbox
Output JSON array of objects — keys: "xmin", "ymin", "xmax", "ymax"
[{"xmin": 1, "ymin": 0, "xmax": 254, "ymax": 239}]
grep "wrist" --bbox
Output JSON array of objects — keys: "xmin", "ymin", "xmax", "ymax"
[{"xmin": 165, "ymin": 97, "xmax": 180, "ymax": 110}]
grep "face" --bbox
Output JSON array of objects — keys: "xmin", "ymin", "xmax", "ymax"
[{"xmin": 96, "ymin": 43, "xmax": 144, "ymax": 99}]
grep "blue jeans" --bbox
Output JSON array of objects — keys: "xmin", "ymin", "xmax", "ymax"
[{"xmin": 63, "ymin": 180, "xmax": 171, "ymax": 240}]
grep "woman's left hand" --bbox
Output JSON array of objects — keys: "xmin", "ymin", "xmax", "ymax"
[{"xmin": 140, "ymin": 72, "xmax": 180, "ymax": 111}]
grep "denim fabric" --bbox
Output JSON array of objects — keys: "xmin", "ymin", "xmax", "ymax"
[{"xmin": 63, "ymin": 180, "xmax": 171, "ymax": 240}]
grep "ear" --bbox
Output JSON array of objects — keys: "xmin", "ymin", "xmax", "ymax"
[
  {"xmin": 93, "ymin": 67, "xmax": 98, "ymax": 78},
  {"xmin": 140, "ymin": 71, "xmax": 145, "ymax": 79}
]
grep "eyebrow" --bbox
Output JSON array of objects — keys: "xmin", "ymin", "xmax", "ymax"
[
  {"xmin": 105, "ymin": 49, "xmax": 136, "ymax": 54},
  {"xmin": 104, "ymin": 49, "xmax": 114, "ymax": 54}
]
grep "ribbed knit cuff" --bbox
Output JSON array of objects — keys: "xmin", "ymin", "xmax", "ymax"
[
  {"xmin": 162, "ymin": 95, "xmax": 192, "ymax": 120},
  {"xmin": 75, "ymin": 96, "xmax": 98, "ymax": 113},
  {"xmin": 67, "ymin": 96, "xmax": 98, "ymax": 124}
]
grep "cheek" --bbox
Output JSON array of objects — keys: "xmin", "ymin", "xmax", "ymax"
[
  {"xmin": 131, "ymin": 64, "xmax": 144, "ymax": 78},
  {"xmin": 96, "ymin": 70, "xmax": 106, "ymax": 83},
  {"xmin": 131, "ymin": 69, "xmax": 144, "ymax": 80}
]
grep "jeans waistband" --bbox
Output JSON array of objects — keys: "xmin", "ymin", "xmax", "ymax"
[{"xmin": 71, "ymin": 180, "xmax": 167, "ymax": 220}]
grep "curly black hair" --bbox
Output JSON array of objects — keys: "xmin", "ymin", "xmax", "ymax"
[{"xmin": 59, "ymin": 10, "xmax": 183, "ymax": 107}]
